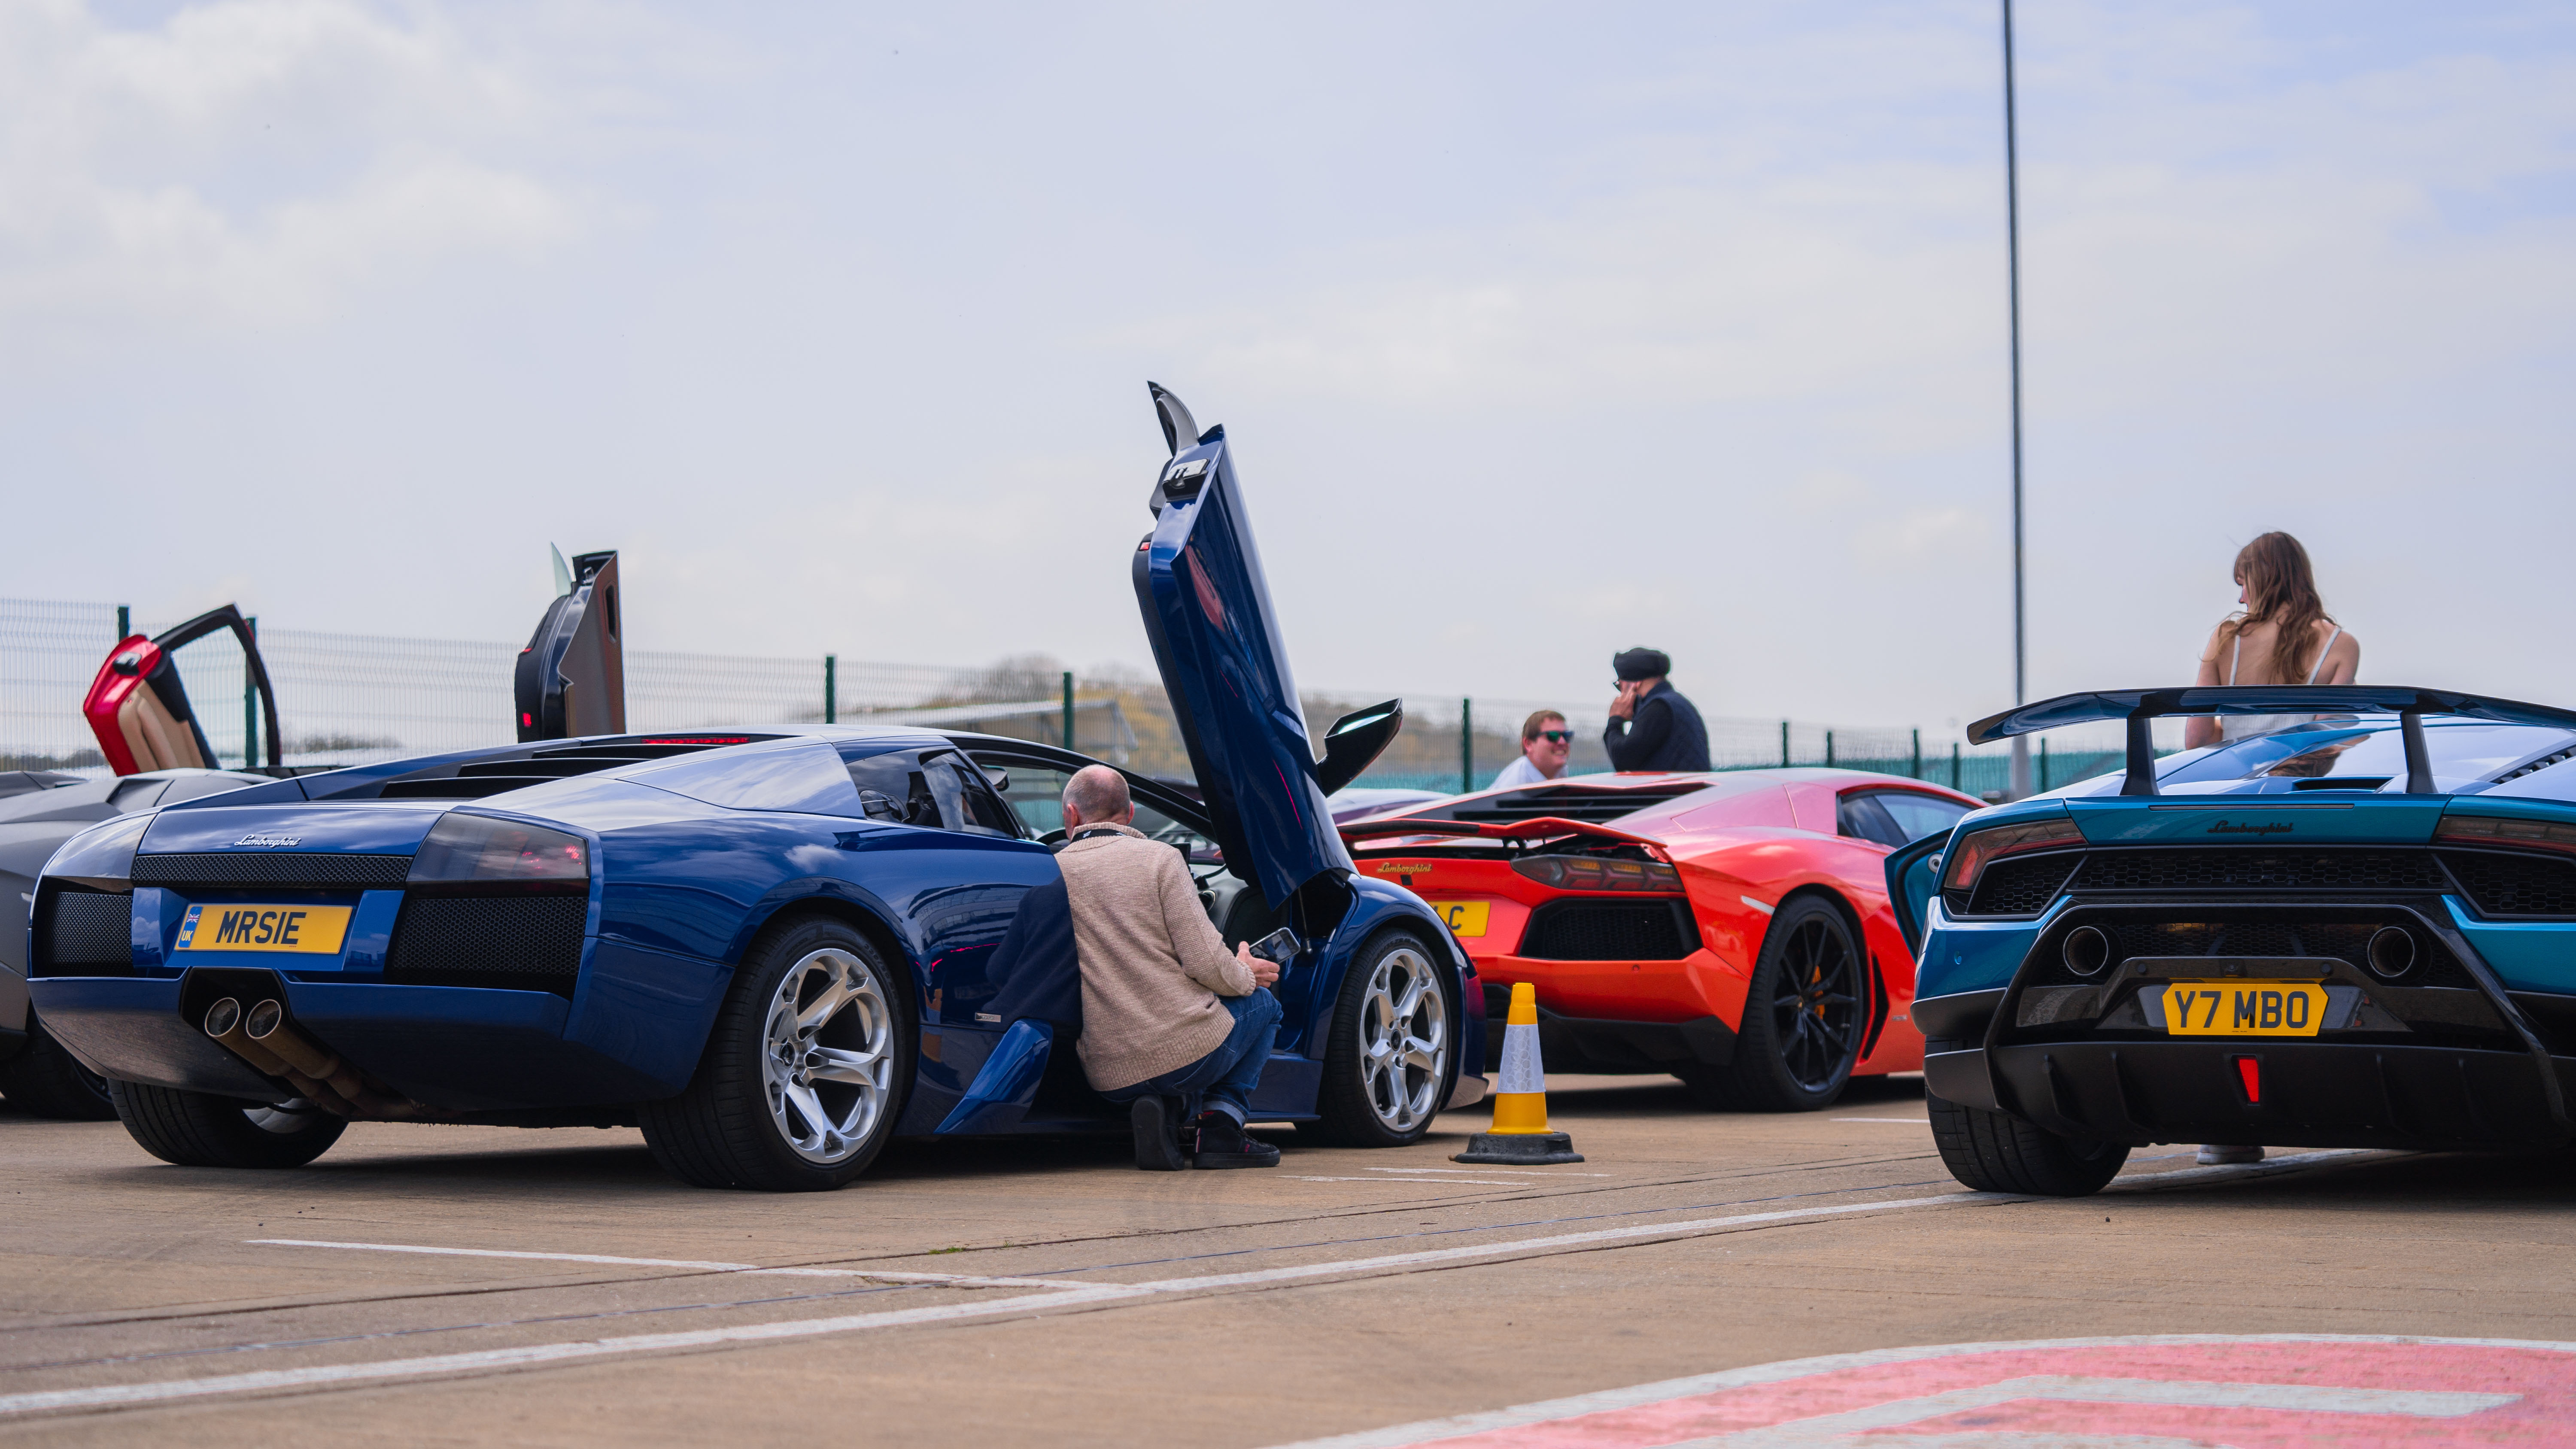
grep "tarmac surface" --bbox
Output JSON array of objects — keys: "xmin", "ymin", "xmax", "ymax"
[{"xmin": 1, "ymin": 1072, "xmax": 2571, "ymax": 1445}]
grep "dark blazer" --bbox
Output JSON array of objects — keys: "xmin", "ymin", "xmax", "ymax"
[{"xmin": 1603, "ymin": 681, "xmax": 1712, "ymax": 772}]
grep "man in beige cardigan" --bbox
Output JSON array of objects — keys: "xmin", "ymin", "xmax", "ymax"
[{"xmin": 1057, "ymin": 765, "xmax": 1283, "ymax": 1170}]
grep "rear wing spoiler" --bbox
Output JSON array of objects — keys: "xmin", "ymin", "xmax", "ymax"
[
  {"xmin": 1966, "ymin": 687, "xmax": 2576, "ymax": 797},
  {"xmin": 1339, "ymin": 814, "xmax": 1669, "ymax": 855}
]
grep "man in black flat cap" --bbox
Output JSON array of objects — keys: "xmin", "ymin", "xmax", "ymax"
[{"xmin": 1604, "ymin": 647, "xmax": 1710, "ymax": 773}]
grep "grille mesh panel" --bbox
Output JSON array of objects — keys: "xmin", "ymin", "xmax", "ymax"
[
  {"xmin": 133, "ymin": 854, "xmax": 410, "ymax": 889},
  {"xmin": 2441, "ymin": 851, "xmax": 2576, "ymax": 917},
  {"xmin": 1968, "ymin": 854, "xmax": 2083, "ymax": 915},
  {"xmin": 386, "ymin": 896, "xmax": 587, "ymax": 995},
  {"xmin": 1519, "ymin": 900, "xmax": 1697, "ymax": 961},
  {"xmin": 2071, "ymin": 849, "xmax": 2448, "ymax": 893},
  {"xmin": 2107, "ymin": 920, "xmax": 2380, "ymax": 963},
  {"xmin": 39, "ymin": 892, "xmax": 131, "ymax": 973}
]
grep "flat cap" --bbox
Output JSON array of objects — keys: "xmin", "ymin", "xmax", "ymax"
[{"xmin": 1613, "ymin": 647, "xmax": 1670, "ymax": 682}]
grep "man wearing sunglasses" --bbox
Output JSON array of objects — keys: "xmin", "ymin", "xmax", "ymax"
[
  {"xmin": 1490, "ymin": 711, "xmax": 1574, "ymax": 789},
  {"xmin": 1604, "ymin": 647, "xmax": 1711, "ymax": 773}
]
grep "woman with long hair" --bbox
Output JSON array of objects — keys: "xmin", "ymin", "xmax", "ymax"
[
  {"xmin": 2183, "ymin": 531, "xmax": 2358, "ymax": 1168},
  {"xmin": 2183, "ymin": 532, "xmax": 2361, "ymax": 751}
]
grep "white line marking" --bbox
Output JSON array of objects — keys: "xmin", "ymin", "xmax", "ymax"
[
  {"xmin": 1362, "ymin": 1166, "xmax": 1610, "ymax": 1177},
  {"xmin": 1741, "ymin": 896, "xmax": 1774, "ymax": 914},
  {"xmin": 247, "ymin": 1241, "xmax": 1089, "ymax": 1289},
  {"xmin": 1290, "ymin": 1176, "xmax": 1534, "ymax": 1186},
  {"xmin": 1264, "ymin": 1334, "xmax": 2569, "ymax": 1449},
  {"xmin": 6, "ymin": 1192, "xmax": 2009, "ymax": 1419}
]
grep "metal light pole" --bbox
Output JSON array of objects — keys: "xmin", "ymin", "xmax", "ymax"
[{"xmin": 2003, "ymin": 0, "xmax": 2033, "ymax": 800}]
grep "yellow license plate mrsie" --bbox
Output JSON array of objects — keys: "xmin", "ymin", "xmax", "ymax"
[{"xmin": 175, "ymin": 904, "xmax": 352, "ymax": 954}]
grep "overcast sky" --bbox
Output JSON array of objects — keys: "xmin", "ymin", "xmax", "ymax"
[{"xmin": 6, "ymin": 1, "xmax": 2570, "ymax": 736}]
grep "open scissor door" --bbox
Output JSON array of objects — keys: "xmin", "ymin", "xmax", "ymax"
[
  {"xmin": 514, "ymin": 550, "xmax": 626, "ymax": 741},
  {"xmin": 1130, "ymin": 384, "xmax": 1350, "ymax": 910},
  {"xmin": 81, "ymin": 605, "xmax": 281, "ymax": 776}
]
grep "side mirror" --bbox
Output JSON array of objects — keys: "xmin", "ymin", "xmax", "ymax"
[
  {"xmin": 858, "ymin": 790, "xmax": 904, "ymax": 822},
  {"xmin": 1315, "ymin": 699, "xmax": 1404, "ymax": 796}
]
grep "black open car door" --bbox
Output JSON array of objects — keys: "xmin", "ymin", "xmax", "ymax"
[
  {"xmin": 515, "ymin": 550, "xmax": 626, "ymax": 741},
  {"xmin": 1883, "ymin": 832, "xmax": 1947, "ymax": 960}
]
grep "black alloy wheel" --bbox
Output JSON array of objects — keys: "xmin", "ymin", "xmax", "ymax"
[
  {"xmin": 0, "ymin": 1016, "xmax": 119, "ymax": 1121},
  {"xmin": 1927, "ymin": 1090, "xmax": 2129, "ymax": 1196},
  {"xmin": 641, "ymin": 914, "xmax": 916, "ymax": 1192},
  {"xmin": 110, "ymin": 1080, "xmax": 348, "ymax": 1168},
  {"xmin": 1693, "ymin": 895, "xmax": 1865, "ymax": 1112}
]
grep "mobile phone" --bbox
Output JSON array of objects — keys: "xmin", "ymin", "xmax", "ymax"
[{"xmin": 1248, "ymin": 927, "xmax": 1301, "ymax": 974}]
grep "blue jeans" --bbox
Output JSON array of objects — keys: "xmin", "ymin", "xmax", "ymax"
[{"xmin": 1101, "ymin": 990, "xmax": 1282, "ymax": 1124}]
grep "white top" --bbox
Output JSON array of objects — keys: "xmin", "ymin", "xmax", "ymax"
[
  {"xmin": 2219, "ymin": 624, "xmax": 2344, "ymax": 742},
  {"xmin": 1488, "ymin": 753, "xmax": 1558, "ymax": 790}
]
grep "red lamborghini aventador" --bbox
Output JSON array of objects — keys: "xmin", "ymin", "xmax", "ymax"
[{"xmin": 1340, "ymin": 769, "xmax": 1980, "ymax": 1111}]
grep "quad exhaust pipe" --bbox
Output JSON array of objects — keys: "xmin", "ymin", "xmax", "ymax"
[{"xmin": 201, "ymin": 997, "xmax": 450, "ymax": 1121}]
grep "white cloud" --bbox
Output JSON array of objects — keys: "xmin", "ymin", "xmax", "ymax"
[
  {"xmin": 0, "ymin": 0, "xmax": 579, "ymax": 333},
  {"xmin": 3, "ymin": 1, "xmax": 2572, "ymax": 744}
]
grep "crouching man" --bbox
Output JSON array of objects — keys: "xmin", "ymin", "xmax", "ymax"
[{"xmin": 1056, "ymin": 764, "xmax": 1282, "ymax": 1170}]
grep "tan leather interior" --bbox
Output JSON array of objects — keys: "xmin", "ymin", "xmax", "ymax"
[{"xmin": 116, "ymin": 689, "xmax": 206, "ymax": 772}]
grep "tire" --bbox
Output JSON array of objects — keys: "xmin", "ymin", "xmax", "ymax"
[
  {"xmin": 640, "ymin": 916, "xmax": 914, "ymax": 1191},
  {"xmin": 1714, "ymin": 894, "xmax": 1868, "ymax": 1112},
  {"xmin": 109, "ymin": 1080, "xmax": 347, "ymax": 1168},
  {"xmin": 1928, "ymin": 1089, "xmax": 2129, "ymax": 1196},
  {"xmin": 1312, "ymin": 930, "xmax": 1455, "ymax": 1148},
  {"xmin": 0, "ymin": 1016, "xmax": 118, "ymax": 1121}
]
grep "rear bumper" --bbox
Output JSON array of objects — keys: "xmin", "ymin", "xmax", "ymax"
[
  {"xmin": 32, "ymin": 969, "xmax": 682, "ymax": 1111},
  {"xmin": 1474, "ymin": 948, "xmax": 1746, "ymax": 1030},
  {"xmin": 1955, "ymin": 1038, "xmax": 2576, "ymax": 1151},
  {"xmin": 1481, "ymin": 983, "xmax": 1736, "ymax": 1073}
]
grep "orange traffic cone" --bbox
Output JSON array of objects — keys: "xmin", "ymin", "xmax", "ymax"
[{"xmin": 1453, "ymin": 982, "xmax": 1583, "ymax": 1164}]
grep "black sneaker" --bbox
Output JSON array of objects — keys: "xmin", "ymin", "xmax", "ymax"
[
  {"xmin": 1191, "ymin": 1111, "xmax": 1280, "ymax": 1169},
  {"xmin": 1130, "ymin": 1097, "xmax": 1189, "ymax": 1172}
]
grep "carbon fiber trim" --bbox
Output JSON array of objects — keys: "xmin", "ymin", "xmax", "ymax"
[{"xmin": 131, "ymin": 854, "xmax": 412, "ymax": 888}]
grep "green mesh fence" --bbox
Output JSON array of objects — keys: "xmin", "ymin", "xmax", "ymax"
[{"xmin": 1, "ymin": 595, "xmax": 2159, "ymax": 796}]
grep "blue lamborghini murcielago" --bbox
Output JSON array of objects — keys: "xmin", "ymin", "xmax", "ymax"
[
  {"xmin": 1890, "ymin": 687, "xmax": 2576, "ymax": 1196},
  {"xmin": 26, "ymin": 386, "xmax": 1483, "ymax": 1190}
]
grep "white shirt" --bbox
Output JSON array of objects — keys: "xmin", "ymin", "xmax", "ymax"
[{"xmin": 1488, "ymin": 753, "xmax": 1560, "ymax": 790}]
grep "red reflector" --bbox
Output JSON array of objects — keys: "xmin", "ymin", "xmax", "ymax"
[
  {"xmin": 2234, "ymin": 1057, "xmax": 2260, "ymax": 1103},
  {"xmin": 520, "ymin": 712, "xmax": 534, "ymax": 727}
]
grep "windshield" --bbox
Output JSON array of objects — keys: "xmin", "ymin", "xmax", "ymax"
[
  {"xmin": 2139, "ymin": 719, "xmax": 2576, "ymax": 793},
  {"xmin": 984, "ymin": 762, "xmax": 1221, "ymax": 861}
]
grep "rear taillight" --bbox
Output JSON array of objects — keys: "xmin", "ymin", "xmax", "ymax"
[
  {"xmin": 1511, "ymin": 855, "xmax": 1681, "ymax": 892},
  {"xmin": 2436, "ymin": 814, "xmax": 2576, "ymax": 856},
  {"xmin": 410, "ymin": 813, "xmax": 591, "ymax": 890},
  {"xmin": 1939, "ymin": 816, "xmax": 2083, "ymax": 893}
]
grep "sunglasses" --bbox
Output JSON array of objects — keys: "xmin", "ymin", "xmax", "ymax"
[{"xmin": 1535, "ymin": 730, "xmax": 1574, "ymax": 744}]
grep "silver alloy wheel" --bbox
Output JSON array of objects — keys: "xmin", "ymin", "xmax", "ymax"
[
  {"xmin": 760, "ymin": 947, "xmax": 895, "ymax": 1165},
  {"xmin": 1358, "ymin": 944, "xmax": 1448, "ymax": 1133}
]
